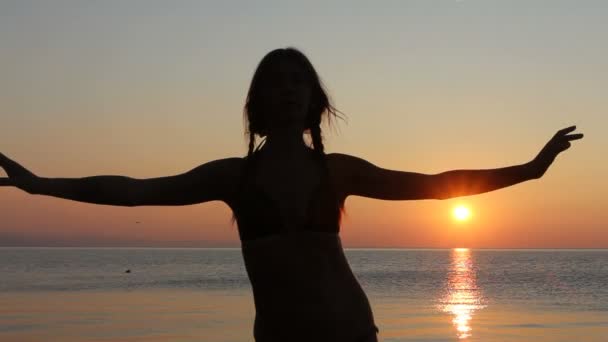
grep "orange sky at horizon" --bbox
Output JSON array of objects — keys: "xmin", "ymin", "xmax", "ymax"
[{"xmin": 1, "ymin": 1, "xmax": 606, "ymax": 248}]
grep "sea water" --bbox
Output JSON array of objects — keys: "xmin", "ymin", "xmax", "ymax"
[{"xmin": 1, "ymin": 247, "xmax": 607, "ymax": 341}]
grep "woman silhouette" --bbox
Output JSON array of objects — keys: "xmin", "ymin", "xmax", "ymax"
[{"xmin": 0, "ymin": 47, "xmax": 583, "ymax": 342}]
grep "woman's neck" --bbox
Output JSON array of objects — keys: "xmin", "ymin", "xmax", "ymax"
[{"xmin": 262, "ymin": 130, "xmax": 311, "ymax": 159}]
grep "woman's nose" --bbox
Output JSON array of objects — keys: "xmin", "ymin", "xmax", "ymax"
[
  {"xmin": 279, "ymin": 78, "xmax": 295, "ymax": 90},
  {"xmin": 279, "ymin": 83, "xmax": 296, "ymax": 96}
]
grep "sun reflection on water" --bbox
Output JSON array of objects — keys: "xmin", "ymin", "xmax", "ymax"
[{"xmin": 438, "ymin": 248, "xmax": 487, "ymax": 340}]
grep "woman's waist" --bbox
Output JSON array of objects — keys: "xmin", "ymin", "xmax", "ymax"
[
  {"xmin": 242, "ymin": 237, "xmax": 358, "ymax": 292},
  {"xmin": 240, "ymin": 230, "xmax": 376, "ymax": 332},
  {"xmin": 248, "ymin": 269, "xmax": 373, "ymax": 320}
]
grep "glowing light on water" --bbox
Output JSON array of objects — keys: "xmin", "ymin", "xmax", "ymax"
[{"xmin": 438, "ymin": 248, "xmax": 486, "ymax": 339}]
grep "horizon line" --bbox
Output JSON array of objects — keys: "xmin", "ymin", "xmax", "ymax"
[{"xmin": 1, "ymin": 245, "xmax": 607, "ymax": 250}]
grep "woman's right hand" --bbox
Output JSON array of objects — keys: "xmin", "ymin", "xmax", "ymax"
[{"xmin": 0, "ymin": 152, "xmax": 39, "ymax": 193}]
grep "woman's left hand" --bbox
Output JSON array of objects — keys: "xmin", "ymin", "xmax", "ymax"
[{"xmin": 530, "ymin": 125, "xmax": 584, "ymax": 179}]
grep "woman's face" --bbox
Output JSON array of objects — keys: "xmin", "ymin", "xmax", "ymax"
[{"xmin": 258, "ymin": 59, "xmax": 312, "ymax": 131}]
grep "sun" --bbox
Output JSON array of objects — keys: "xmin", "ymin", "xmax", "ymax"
[{"xmin": 452, "ymin": 205, "xmax": 472, "ymax": 221}]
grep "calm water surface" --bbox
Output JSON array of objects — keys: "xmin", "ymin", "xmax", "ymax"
[{"xmin": 1, "ymin": 248, "xmax": 607, "ymax": 341}]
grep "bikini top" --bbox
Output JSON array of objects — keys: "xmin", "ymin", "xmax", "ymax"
[{"xmin": 230, "ymin": 149, "xmax": 341, "ymax": 241}]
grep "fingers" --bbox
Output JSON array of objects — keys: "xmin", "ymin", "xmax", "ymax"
[
  {"xmin": 557, "ymin": 125, "xmax": 577, "ymax": 136},
  {"xmin": 0, "ymin": 152, "xmax": 14, "ymax": 167},
  {"xmin": 565, "ymin": 133, "xmax": 584, "ymax": 141},
  {"xmin": 553, "ymin": 126, "xmax": 583, "ymax": 145}
]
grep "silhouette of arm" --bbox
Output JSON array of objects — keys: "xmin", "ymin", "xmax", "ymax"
[
  {"xmin": 329, "ymin": 153, "xmax": 536, "ymax": 200},
  {"xmin": 329, "ymin": 126, "xmax": 583, "ymax": 201},
  {"xmin": 7, "ymin": 158, "xmax": 242, "ymax": 206}
]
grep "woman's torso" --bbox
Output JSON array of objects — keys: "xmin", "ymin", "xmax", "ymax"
[{"xmin": 226, "ymin": 149, "xmax": 378, "ymax": 341}]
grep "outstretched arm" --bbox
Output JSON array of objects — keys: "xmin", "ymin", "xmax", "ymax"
[
  {"xmin": 0, "ymin": 154, "xmax": 242, "ymax": 206},
  {"xmin": 329, "ymin": 126, "xmax": 583, "ymax": 201}
]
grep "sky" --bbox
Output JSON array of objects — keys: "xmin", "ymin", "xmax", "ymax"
[{"xmin": 0, "ymin": 0, "xmax": 606, "ymax": 248}]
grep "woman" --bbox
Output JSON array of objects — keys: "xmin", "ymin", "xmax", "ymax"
[{"xmin": 0, "ymin": 47, "xmax": 583, "ymax": 342}]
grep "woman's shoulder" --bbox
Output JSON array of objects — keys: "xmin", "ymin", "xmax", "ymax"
[
  {"xmin": 325, "ymin": 152, "xmax": 365, "ymax": 162},
  {"xmin": 218, "ymin": 156, "xmax": 251, "ymax": 182},
  {"xmin": 324, "ymin": 153, "xmax": 377, "ymax": 197},
  {"xmin": 205, "ymin": 156, "xmax": 247, "ymax": 172},
  {"xmin": 324, "ymin": 153, "xmax": 362, "ymax": 198},
  {"xmin": 325, "ymin": 152, "xmax": 368, "ymax": 172},
  {"xmin": 202, "ymin": 157, "xmax": 249, "ymax": 206}
]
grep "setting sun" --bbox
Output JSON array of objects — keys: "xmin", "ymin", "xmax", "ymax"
[{"xmin": 453, "ymin": 205, "xmax": 472, "ymax": 222}]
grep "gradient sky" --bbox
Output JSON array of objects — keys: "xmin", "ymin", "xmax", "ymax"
[{"xmin": 1, "ymin": 0, "xmax": 606, "ymax": 248}]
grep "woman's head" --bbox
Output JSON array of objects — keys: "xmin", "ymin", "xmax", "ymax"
[{"xmin": 243, "ymin": 47, "xmax": 341, "ymax": 156}]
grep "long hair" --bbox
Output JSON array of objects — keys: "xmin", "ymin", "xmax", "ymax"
[
  {"xmin": 232, "ymin": 48, "xmax": 346, "ymax": 228},
  {"xmin": 243, "ymin": 47, "xmax": 343, "ymax": 158}
]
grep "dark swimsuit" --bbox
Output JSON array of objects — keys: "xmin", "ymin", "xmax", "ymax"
[{"xmin": 229, "ymin": 149, "xmax": 379, "ymax": 342}]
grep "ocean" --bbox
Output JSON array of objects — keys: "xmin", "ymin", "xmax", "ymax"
[{"xmin": 1, "ymin": 247, "xmax": 607, "ymax": 341}]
